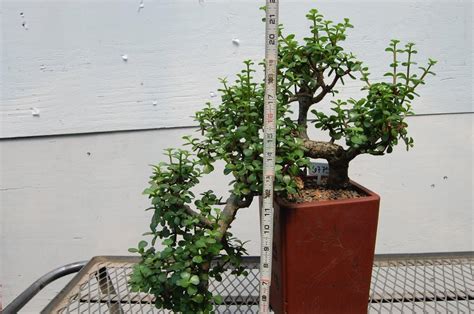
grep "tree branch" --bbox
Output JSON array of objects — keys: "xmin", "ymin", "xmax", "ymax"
[
  {"xmin": 312, "ymin": 69, "xmax": 351, "ymax": 104},
  {"xmin": 216, "ymin": 194, "xmax": 253, "ymax": 241},
  {"xmin": 313, "ymin": 73, "xmax": 338, "ymax": 103},
  {"xmin": 345, "ymin": 147, "xmax": 362, "ymax": 160},
  {"xmin": 289, "ymin": 92, "xmax": 313, "ymax": 103},
  {"xmin": 184, "ymin": 205, "xmax": 214, "ymax": 229},
  {"xmin": 302, "ymin": 139, "xmax": 345, "ymax": 161},
  {"xmin": 297, "ymin": 95, "xmax": 313, "ymax": 139},
  {"xmin": 315, "ymin": 71, "xmax": 327, "ymax": 89}
]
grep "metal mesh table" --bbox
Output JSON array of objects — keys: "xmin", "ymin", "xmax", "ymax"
[
  {"xmin": 42, "ymin": 252, "xmax": 473, "ymax": 313},
  {"xmin": 370, "ymin": 253, "xmax": 473, "ymax": 313}
]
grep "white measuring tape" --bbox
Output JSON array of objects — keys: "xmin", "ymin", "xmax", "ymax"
[{"xmin": 259, "ymin": 0, "xmax": 279, "ymax": 313}]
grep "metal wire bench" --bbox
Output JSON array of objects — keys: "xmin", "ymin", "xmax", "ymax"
[{"xmin": 4, "ymin": 252, "xmax": 473, "ymax": 313}]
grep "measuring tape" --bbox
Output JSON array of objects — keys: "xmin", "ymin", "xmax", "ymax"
[{"xmin": 259, "ymin": 0, "xmax": 279, "ymax": 313}]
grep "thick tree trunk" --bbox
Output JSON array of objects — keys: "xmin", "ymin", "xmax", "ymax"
[
  {"xmin": 302, "ymin": 139, "xmax": 345, "ymax": 160},
  {"xmin": 327, "ymin": 159, "xmax": 350, "ymax": 188},
  {"xmin": 297, "ymin": 96, "xmax": 313, "ymax": 139},
  {"xmin": 302, "ymin": 139, "xmax": 353, "ymax": 188}
]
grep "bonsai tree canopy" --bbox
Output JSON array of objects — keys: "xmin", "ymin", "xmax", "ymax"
[{"xmin": 129, "ymin": 8, "xmax": 436, "ymax": 313}]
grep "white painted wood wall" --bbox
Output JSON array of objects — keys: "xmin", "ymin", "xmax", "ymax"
[{"xmin": 0, "ymin": 0, "xmax": 472, "ymax": 312}]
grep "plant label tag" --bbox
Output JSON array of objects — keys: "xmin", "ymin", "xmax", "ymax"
[{"xmin": 308, "ymin": 162, "xmax": 329, "ymax": 184}]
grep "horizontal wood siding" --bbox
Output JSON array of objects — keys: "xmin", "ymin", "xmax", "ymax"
[{"xmin": 1, "ymin": 0, "xmax": 472, "ymax": 138}]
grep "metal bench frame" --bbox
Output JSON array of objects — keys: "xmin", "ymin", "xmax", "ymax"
[{"xmin": 4, "ymin": 252, "xmax": 473, "ymax": 313}]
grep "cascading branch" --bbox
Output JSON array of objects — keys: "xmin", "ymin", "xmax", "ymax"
[
  {"xmin": 129, "ymin": 8, "xmax": 435, "ymax": 313},
  {"xmin": 129, "ymin": 150, "xmax": 245, "ymax": 312}
]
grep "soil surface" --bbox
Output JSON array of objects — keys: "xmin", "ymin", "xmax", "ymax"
[{"xmin": 288, "ymin": 177, "xmax": 366, "ymax": 203}]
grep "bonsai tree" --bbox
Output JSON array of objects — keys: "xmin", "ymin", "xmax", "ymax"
[{"xmin": 128, "ymin": 8, "xmax": 436, "ymax": 313}]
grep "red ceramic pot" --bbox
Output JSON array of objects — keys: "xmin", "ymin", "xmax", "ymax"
[{"xmin": 269, "ymin": 181, "xmax": 380, "ymax": 314}]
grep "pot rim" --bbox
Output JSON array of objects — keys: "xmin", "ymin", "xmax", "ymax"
[{"xmin": 276, "ymin": 179, "xmax": 380, "ymax": 209}]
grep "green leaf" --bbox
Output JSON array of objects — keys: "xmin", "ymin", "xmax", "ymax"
[
  {"xmin": 243, "ymin": 148, "xmax": 253, "ymax": 157},
  {"xmin": 190, "ymin": 275, "xmax": 200, "ymax": 285},
  {"xmin": 241, "ymin": 187, "xmax": 251, "ymax": 195},
  {"xmin": 196, "ymin": 239, "xmax": 206, "ymax": 248},
  {"xmin": 192, "ymin": 256, "xmax": 204, "ymax": 263},
  {"xmin": 178, "ymin": 279, "xmax": 190, "ymax": 288},
  {"xmin": 214, "ymin": 295, "xmax": 223, "ymax": 304},
  {"xmin": 142, "ymin": 188, "xmax": 154, "ymax": 195},
  {"xmin": 192, "ymin": 294, "xmax": 204, "ymax": 303},
  {"xmin": 203, "ymin": 164, "xmax": 214, "ymax": 174},
  {"xmin": 206, "ymin": 237, "xmax": 217, "ymax": 244},
  {"xmin": 187, "ymin": 285, "xmax": 198, "ymax": 296},
  {"xmin": 162, "ymin": 238, "xmax": 174, "ymax": 246},
  {"xmin": 351, "ymin": 136, "xmax": 363, "ymax": 145},
  {"xmin": 158, "ymin": 273, "xmax": 167, "ymax": 282},
  {"xmin": 180, "ymin": 272, "xmax": 191, "ymax": 281}
]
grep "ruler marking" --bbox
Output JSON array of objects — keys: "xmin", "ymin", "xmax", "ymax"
[{"xmin": 259, "ymin": 0, "xmax": 279, "ymax": 313}]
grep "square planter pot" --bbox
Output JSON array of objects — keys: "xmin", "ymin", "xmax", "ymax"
[{"xmin": 269, "ymin": 181, "xmax": 380, "ymax": 314}]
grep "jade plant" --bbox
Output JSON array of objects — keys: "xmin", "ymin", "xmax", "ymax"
[{"xmin": 128, "ymin": 8, "xmax": 435, "ymax": 313}]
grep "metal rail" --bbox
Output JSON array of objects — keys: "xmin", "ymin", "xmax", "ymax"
[{"xmin": 3, "ymin": 261, "xmax": 87, "ymax": 314}]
